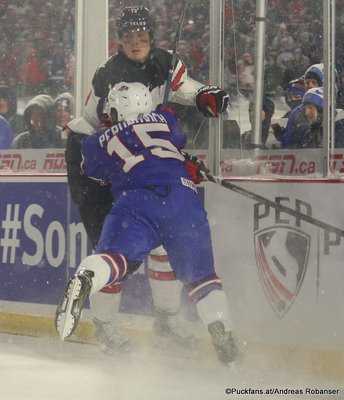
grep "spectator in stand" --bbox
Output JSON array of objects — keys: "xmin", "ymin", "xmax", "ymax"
[
  {"xmin": 271, "ymin": 23, "xmax": 295, "ymax": 53},
  {"xmin": 48, "ymin": 44, "xmax": 67, "ymax": 95},
  {"xmin": 12, "ymin": 94, "xmax": 65, "ymax": 149},
  {"xmin": 276, "ymin": 40, "xmax": 294, "ymax": 73},
  {"xmin": 271, "ymin": 77, "xmax": 306, "ymax": 144},
  {"xmin": 18, "ymin": 42, "xmax": 48, "ymax": 95},
  {"xmin": 241, "ymin": 97, "xmax": 275, "ymax": 149},
  {"xmin": 0, "ymin": 115, "xmax": 14, "ymax": 149},
  {"xmin": 0, "ymin": 85, "xmax": 24, "ymax": 135},
  {"xmin": 282, "ymin": 48, "xmax": 310, "ymax": 87},
  {"xmin": 291, "ymin": 87, "xmax": 344, "ymax": 148},
  {"xmin": 54, "ymin": 92, "xmax": 74, "ymax": 131},
  {"xmin": 272, "ymin": 63, "xmax": 325, "ymax": 148},
  {"xmin": 237, "ymin": 53, "xmax": 255, "ymax": 96},
  {"xmin": 264, "ymin": 52, "xmax": 284, "ymax": 95},
  {"xmin": 0, "ymin": 41, "xmax": 18, "ymax": 88}
]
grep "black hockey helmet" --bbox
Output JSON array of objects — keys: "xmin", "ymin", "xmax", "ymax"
[{"xmin": 116, "ymin": 7, "xmax": 155, "ymax": 38}]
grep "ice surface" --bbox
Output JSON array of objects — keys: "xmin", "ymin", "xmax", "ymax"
[{"xmin": 0, "ymin": 333, "xmax": 342, "ymax": 400}]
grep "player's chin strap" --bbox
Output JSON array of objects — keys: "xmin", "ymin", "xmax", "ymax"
[{"xmin": 198, "ymin": 164, "xmax": 344, "ymax": 237}]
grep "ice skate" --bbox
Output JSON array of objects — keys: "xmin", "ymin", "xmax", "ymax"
[
  {"xmin": 55, "ymin": 269, "xmax": 94, "ymax": 341},
  {"xmin": 208, "ymin": 320, "xmax": 238, "ymax": 365},
  {"xmin": 93, "ymin": 318, "xmax": 135, "ymax": 355},
  {"xmin": 153, "ymin": 310, "xmax": 197, "ymax": 348}
]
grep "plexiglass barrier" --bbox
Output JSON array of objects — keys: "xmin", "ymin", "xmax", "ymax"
[{"xmin": 1, "ymin": 0, "xmax": 344, "ymax": 177}]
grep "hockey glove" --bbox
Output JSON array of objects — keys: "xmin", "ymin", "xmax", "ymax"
[
  {"xmin": 196, "ymin": 85, "xmax": 230, "ymax": 118},
  {"xmin": 271, "ymin": 123, "xmax": 285, "ymax": 142},
  {"xmin": 183, "ymin": 152, "xmax": 207, "ymax": 184}
]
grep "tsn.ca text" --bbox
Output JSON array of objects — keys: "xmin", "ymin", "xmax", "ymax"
[
  {"xmin": 220, "ymin": 153, "xmax": 344, "ymax": 175},
  {"xmin": 0, "ymin": 152, "xmax": 66, "ymax": 172}
]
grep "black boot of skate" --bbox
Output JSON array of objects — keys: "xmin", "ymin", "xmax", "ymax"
[{"xmin": 208, "ymin": 320, "xmax": 238, "ymax": 365}]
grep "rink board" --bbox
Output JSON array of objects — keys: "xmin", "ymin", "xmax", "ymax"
[{"xmin": 0, "ymin": 173, "xmax": 343, "ymax": 379}]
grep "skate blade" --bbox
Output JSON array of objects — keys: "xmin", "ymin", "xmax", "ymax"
[{"xmin": 56, "ymin": 277, "xmax": 83, "ymax": 341}]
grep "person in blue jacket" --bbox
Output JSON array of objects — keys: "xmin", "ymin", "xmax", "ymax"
[
  {"xmin": 292, "ymin": 87, "xmax": 344, "ymax": 148},
  {"xmin": 0, "ymin": 115, "xmax": 14, "ymax": 149},
  {"xmin": 271, "ymin": 63, "xmax": 325, "ymax": 148}
]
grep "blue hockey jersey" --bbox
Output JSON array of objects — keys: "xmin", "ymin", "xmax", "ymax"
[{"xmin": 81, "ymin": 108, "xmax": 192, "ymax": 195}]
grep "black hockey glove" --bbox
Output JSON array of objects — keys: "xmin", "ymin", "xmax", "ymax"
[
  {"xmin": 196, "ymin": 85, "xmax": 230, "ymax": 117},
  {"xmin": 271, "ymin": 123, "xmax": 285, "ymax": 142},
  {"xmin": 183, "ymin": 152, "xmax": 208, "ymax": 184}
]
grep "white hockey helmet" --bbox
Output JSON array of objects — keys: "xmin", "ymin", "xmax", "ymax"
[{"xmin": 106, "ymin": 82, "xmax": 153, "ymax": 122}]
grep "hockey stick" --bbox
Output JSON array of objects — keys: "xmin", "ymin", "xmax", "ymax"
[
  {"xmin": 162, "ymin": 0, "xmax": 187, "ymax": 106},
  {"xmin": 200, "ymin": 169, "xmax": 344, "ymax": 237}
]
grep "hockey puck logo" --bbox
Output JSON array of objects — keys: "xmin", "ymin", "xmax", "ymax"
[{"xmin": 254, "ymin": 226, "xmax": 310, "ymax": 318}]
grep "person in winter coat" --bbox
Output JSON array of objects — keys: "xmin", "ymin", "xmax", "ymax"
[
  {"xmin": 292, "ymin": 87, "xmax": 344, "ymax": 148},
  {"xmin": 272, "ymin": 63, "xmax": 325, "ymax": 148},
  {"xmin": 12, "ymin": 94, "xmax": 65, "ymax": 149},
  {"xmin": 0, "ymin": 115, "xmax": 14, "ymax": 149},
  {"xmin": 0, "ymin": 85, "xmax": 24, "ymax": 135}
]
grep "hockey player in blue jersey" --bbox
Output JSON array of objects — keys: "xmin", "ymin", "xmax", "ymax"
[
  {"xmin": 65, "ymin": 6, "xmax": 230, "ymax": 353},
  {"xmin": 56, "ymin": 82, "xmax": 237, "ymax": 365}
]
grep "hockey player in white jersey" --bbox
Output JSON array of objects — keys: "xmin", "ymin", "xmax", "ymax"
[{"xmin": 64, "ymin": 6, "xmax": 230, "ymax": 355}]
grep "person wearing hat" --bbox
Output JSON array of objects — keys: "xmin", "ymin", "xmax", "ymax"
[
  {"xmin": 241, "ymin": 96, "xmax": 275, "ymax": 149},
  {"xmin": 12, "ymin": 94, "xmax": 65, "ymax": 149},
  {"xmin": 63, "ymin": 6, "xmax": 231, "ymax": 356},
  {"xmin": 271, "ymin": 77, "xmax": 306, "ymax": 143},
  {"xmin": 54, "ymin": 92, "xmax": 74, "ymax": 131},
  {"xmin": 272, "ymin": 63, "xmax": 325, "ymax": 148},
  {"xmin": 291, "ymin": 87, "xmax": 344, "ymax": 148}
]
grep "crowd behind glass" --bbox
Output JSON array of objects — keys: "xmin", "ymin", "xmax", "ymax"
[{"xmin": 1, "ymin": 0, "xmax": 344, "ymax": 151}]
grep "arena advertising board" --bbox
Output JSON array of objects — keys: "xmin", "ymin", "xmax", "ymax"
[
  {"xmin": 0, "ymin": 177, "xmax": 193, "ymax": 317},
  {"xmin": 0, "ymin": 151, "xmax": 344, "ymax": 351},
  {"xmin": 1, "ymin": 148, "xmax": 344, "ymax": 177},
  {"xmin": 206, "ymin": 179, "xmax": 344, "ymax": 350}
]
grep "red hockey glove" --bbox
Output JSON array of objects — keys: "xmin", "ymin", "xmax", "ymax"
[
  {"xmin": 196, "ymin": 85, "xmax": 230, "ymax": 117},
  {"xmin": 183, "ymin": 153, "xmax": 207, "ymax": 184}
]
